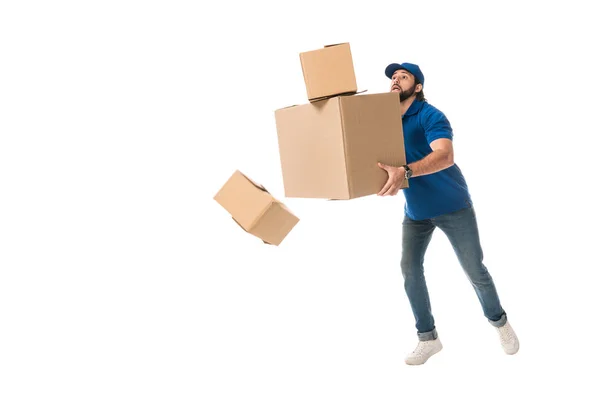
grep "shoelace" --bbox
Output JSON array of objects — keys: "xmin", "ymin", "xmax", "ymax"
[
  {"xmin": 411, "ymin": 341, "xmax": 433, "ymax": 356},
  {"xmin": 499, "ymin": 325, "xmax": 515, "ymax": 343}
]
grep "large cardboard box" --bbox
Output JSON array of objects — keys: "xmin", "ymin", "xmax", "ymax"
[
  {"xmin": 274, "ymin": 92, "xmax": 407, "ymax": 200},
  {"xmin": 214, "ymin": 170, "xmax": 299, "ymax": 246},
  {"xmin": 300, "ymin": 43, "xmax": 357, "ymax": 101}
]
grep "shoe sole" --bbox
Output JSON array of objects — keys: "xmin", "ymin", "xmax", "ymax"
[{"xmin": 405, "ymin": 344, "xmax": 443, "ymax": 366}]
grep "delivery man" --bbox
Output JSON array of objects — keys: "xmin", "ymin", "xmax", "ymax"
[{"xmin": 377, "ymin": 62, "xmax": 519, "ymax": 365}]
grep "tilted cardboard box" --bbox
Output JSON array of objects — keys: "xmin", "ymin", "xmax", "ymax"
[
  {"xmin": 214, "ymin": 170, "xmax": 299, "ymax": 245},
  {"xmin": 274, "ymin": 92, "xmax": 408, "ymax": 200},
  {"xmin": 300, "ymin": 43, "xmax": 357, "ymax": 101}
]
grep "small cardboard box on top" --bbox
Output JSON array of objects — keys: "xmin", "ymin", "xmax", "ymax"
[
  {"xmin": 274, "ymin": 92, "xmax": 408, "ymax": 200},
  {"xmin": 300, "ymin": 43, "xmax": 357, "ymax": 101},
  {"xmin": 214, "ymin": 170, "xmax": 299, "ymax": 246}
]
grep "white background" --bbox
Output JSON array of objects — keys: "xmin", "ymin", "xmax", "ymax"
[{"xmin": 1, "ymin": 1, "xmax": 599, "ymax": 399}]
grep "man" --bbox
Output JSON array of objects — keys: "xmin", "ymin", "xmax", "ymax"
[{"xmin": 377, "ymin": 62, "xmax": 519, "ymax": 365}]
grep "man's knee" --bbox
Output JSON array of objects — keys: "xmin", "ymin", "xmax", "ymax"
[
  {"xmin": 401, "ymin": 255, "xmax": 423, "ymax": 279},
  {"xmin": 464, "ymin": 263, "xmax": 491, "ymax": 286}
]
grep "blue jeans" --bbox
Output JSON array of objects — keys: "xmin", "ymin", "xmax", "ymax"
[{"xmin": 401, "ymin": 205, "xmax": 507, "ymax": 341}]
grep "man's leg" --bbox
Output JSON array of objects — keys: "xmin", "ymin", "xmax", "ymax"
[
  {"xmin": 433, "ymin": 205, "xmax": 506, "ymax": 324},
  {"xmin": 401, "ymin": 215, "xmax": 437, "ymax": 340}
]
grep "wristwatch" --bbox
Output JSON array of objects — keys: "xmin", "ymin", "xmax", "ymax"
[{"xmin": 402, "ymin": 164, "xmax": 413, "ymax": 180}]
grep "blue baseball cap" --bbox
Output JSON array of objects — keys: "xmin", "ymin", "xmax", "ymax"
[{"xmin": 385, "ymin": 62, "xmax": 425, "ymax": 86}]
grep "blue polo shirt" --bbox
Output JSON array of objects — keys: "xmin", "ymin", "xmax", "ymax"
[{"xmin": 402, "ymin": 100, "xmax": 472, "ymax": 220}]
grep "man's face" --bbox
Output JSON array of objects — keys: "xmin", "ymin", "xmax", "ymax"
[{"xmin": 390, "ymin": 69, "xmax": 419, "ymax": 102}]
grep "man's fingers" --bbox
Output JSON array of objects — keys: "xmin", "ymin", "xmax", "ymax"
[
  {"xmin": 377, "ymin": 166, "xmax": 404, "ymax": 196},
  {"xmin": 378, "ymin": 178, "xmax": 393, "ymax": 196},
  {"xmin": 378, "ymin": 183, "xmax": 392, "ymax": 196},
  {"xmin": 383, "ymin": 183, "xmax": 399, "ymax": 196},
  {"xmin": 382, "ymin": 180, "xmax": 399, "ymax": 196},
  {"xmin": 382, "ymin": 176, "xmax": 405, "ymax": 196}
]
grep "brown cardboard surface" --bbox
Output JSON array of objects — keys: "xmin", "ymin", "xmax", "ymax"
[
  {"xmin": 250, "ymin": 202, "xmax": 299, "ymax": 246},
  {"xmin": 214, "ymin": 170, "xmax": 299, "ymax": 245},
  {"xmin": 274, "ymin": 99, "xmax": 349, "ymax": 199},
  {"xmin": 213, "ymin": 170, "xmax": 271, "ymax": 231},
  {"xmin": 339, "ymin": 93, "xmax": 408, "ymax": 198},
  {"xmin": 300, "ymin": 43, "xmax": 357, "ymax": 101},
  {"xmin": 274, "ymin": 92, "xmax": 407, "ymax": 200}
]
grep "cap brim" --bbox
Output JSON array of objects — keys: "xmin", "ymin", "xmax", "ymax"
[{"xmin": 385, "ymin": 63, "xmax": 403, "ymax": 79}]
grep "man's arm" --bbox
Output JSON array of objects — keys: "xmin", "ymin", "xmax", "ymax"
[
  {"xmin": 408, "ymin": 138, "xmax": 454, "ymax": 177},
  {"xmin": 377, "ymin": 138, "xmax": 454, "ymax": 196}
]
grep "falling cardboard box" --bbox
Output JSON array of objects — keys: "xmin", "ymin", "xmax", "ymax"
[
  {"xmin": 274, "ymin": 92, "xmax": 408, "ymax": 200},
  {"xmin": 214, "ymin": 170, "xmax": 299, "ymax": 246},
  {"xmin": 300, "ymin": 43, "xmax": 358, "ymax": 101}
]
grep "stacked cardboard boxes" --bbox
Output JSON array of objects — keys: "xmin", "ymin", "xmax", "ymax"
[
  {"xmin": 274, "ymin": 43, "xmax": 408, "ymax": 200},
  {"xmin": 215, "ymin": 42, "xmax": 407, "ymax": 245}
]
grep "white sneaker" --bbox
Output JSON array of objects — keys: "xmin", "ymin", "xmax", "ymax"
[
  {"xmin": 496, "ymin": 321, "xmax": 519, "ymax": 355},
  {"xmin": 405, "ymin": 338, "xmax": 443, "ymax": 365}
]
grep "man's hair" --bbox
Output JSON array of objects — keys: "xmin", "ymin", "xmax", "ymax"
[
  {"xmin": 413, "ymin": 77, "xmax": 427, "ymax": 102},
  {"xmin": 409, "ymin": 72, "xmax": 426, "ymax": 102}
]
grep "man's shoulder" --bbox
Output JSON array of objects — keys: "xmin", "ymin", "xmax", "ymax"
[
  {"xmin": 419, "ymin": 101, "xmax": 446, "ymax": 117},
  {"xmin": 417, "ymin": 102, "xmax": 451, "ymax": 125}
]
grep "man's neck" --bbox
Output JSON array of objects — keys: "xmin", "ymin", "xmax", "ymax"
[{"xmin": 399, "ymin": 95, "xmax": 417, "ymax": 116}]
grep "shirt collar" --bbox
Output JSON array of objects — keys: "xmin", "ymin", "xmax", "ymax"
[{"xmin": 403, "ymin": 100, "xmax": 424, "ymax": 117}]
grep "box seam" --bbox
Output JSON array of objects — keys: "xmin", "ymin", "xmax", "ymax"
[{"xmin": 338, "ymin": 97, "xmax": 353, "ymax": 198}]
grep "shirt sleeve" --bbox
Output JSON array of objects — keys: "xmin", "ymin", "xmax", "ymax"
[{"xmin": 421, "ymin": 107, "xmax": 453, "ymax": 144}]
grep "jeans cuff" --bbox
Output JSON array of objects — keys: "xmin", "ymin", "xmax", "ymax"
[
  {"xmin": 488, "ymin": 312, "xmax": 507, "ymax": 328},
  {"xmin": 417, "ymin": 328, "xmax": 438, "ymax": 341}
]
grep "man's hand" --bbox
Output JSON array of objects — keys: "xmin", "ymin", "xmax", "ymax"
[{"xmin": 377, "ymin": 163, "xmax": 405, "ymax": 196}]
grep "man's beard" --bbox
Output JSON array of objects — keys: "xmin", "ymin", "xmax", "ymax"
[{"xmin": 399, "ymin": 83, "xmax": 416, "ymax": 102}]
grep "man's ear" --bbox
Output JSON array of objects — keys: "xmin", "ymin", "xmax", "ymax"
[{"xmin": 415, "ymin": 83, "xmax": 423, "ymax": 93}]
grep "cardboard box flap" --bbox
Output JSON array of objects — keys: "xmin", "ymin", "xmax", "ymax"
[
  {"xmin": 277, "ymin": 104, "xmax": 300, "ymax": 111},
  {"xmin": 308, "ymin": 89, "xmax": 368, "ymax": 103},
  {"xmin": 324, "ymin": 42, "xmax": 349, "ymax": 48}
]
